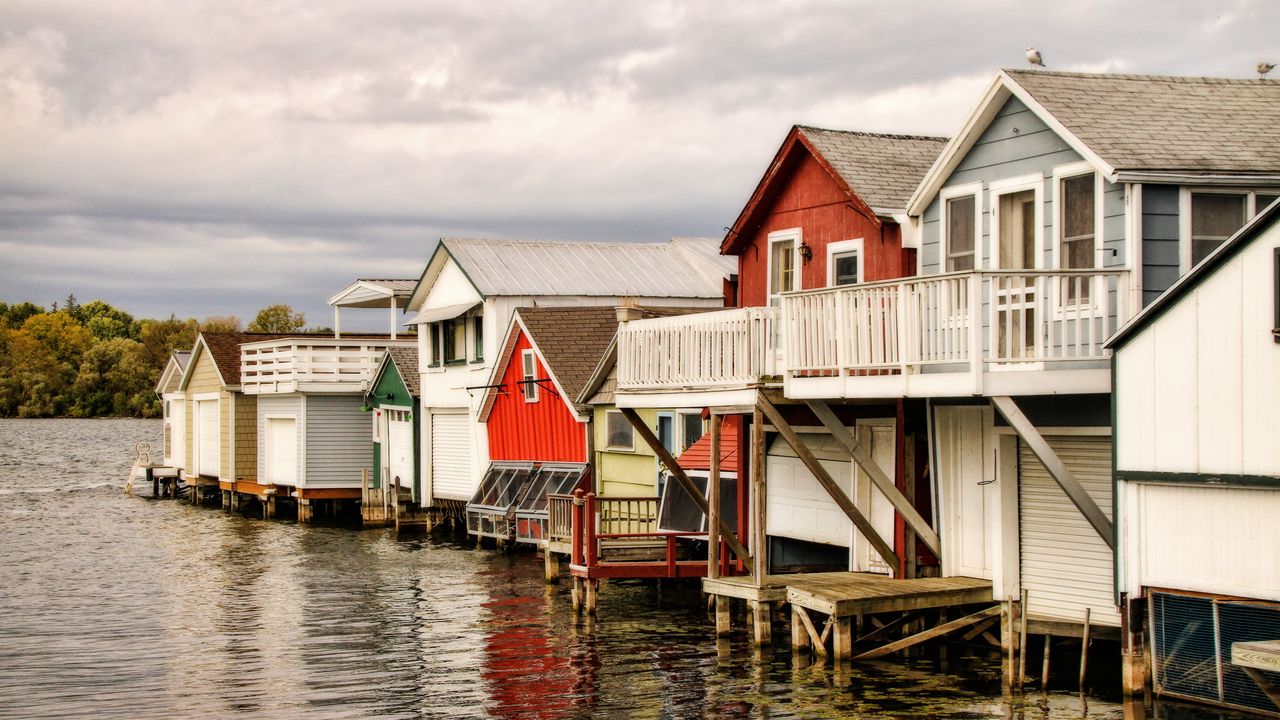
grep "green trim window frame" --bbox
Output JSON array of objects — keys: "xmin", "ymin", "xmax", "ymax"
[
  {"xmin": 443, "ymin": 318, "xmax": 467, "ymax": 365},
  {"xmin": 429, "ymin": 323, "xmax": 442, "ymax": 367},
  {"xmin": 472, "ymin": 316, "xmax": 484, "ymax": 363},
  {"xmin": 604, "ymin": 410, "xmax": 634, "ymax": 451}
]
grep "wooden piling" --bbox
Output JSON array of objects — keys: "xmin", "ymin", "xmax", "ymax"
[
  {"xmin": 750, "ymin": 600, "xmax": 772, "ymax": 646},
  {"xmin": 715, "ymin": 596, "xmax": 732, "ymax": 637},
  {"xmin": 1042, "ymin": 634, "xmax": 1052, "ymax": 693},
  {"xmin": 543, "ymin": 550, "xmax": 560, "ymax": 584},
  {"xmin": 1079, "ymin": 607, "xmax": 1091, "ymax": 692},
  {"xmin": 584, "ymin": 579, "xmax": 598, "ymax": 615},
  {"xmin": 1019, "ymin": 589, "xmax": 1029, "ymax": 687}
]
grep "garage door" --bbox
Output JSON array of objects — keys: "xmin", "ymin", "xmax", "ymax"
[
  {"xmin": 430, "ymin": 412, "xmax": 473, "ymax": 502},
  {"xmin": 1019, "ymin": 436, "xmax": 1120, "ymax": 626},
  {"xmin": 197, "ymin": 399, "xmax": 219, "ymax": 477},
  {"xmin": 387, "ymin": 410, "xmax": 414, "ymax": 495},
  {"xmin": 169, "ymin": 401, "xmax": 185, "ymax": 470},
  {"xmin": 266, "ymin": 417, "xmax": 298, "ymax": 486}
]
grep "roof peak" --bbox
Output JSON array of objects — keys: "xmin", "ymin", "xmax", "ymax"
[
  {"xmin": 796, "ymin": 125, "xmax": 949, "ymax": 143},
  {"xmin": 1003, "ymin": 68, "xmax": 1275, "ymax": 85}
]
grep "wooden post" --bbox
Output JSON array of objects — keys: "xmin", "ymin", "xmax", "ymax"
[
  {"xmin": 298, "ymin": 499, "xmax": 313, "ymax": 524},
  {"xmin": 707, "ymin": 414, "xmax": 721, "ymax": 581},
  {"xmin": 833, "ymin": 616, "xmax": 853, "ymax": 660},
  {"xmin": 715, "ymin": 596, "xmax": 732, "ymax": 637},
  {"xmin": 571, "ymin": 490, "xmax": 584, "ymax": 567},
  {"xmin": 1002, "ymin": 600, "xmax": 1016, "ymax": 695},
  {"xmin": 792, "ymin": 606, "xmax": 812, "ymax": 653},
  {"xmin": 619, "ymin": 408, "xmax": 751, "ymax": 568},
  {"xmin": 585, "ymin": 579, "xmax": 599, "ymax": 615},
  {"xmin": 1079, "ymin": 607, "xmax": 1092, "ymax": 692},
  {"xmin": 1019, "ymin": 589, "xmax": 1030, "ymax": 687},
  {"xmin": 148, "ymin": 467, "xmax": 157, "ymax": 498},
  {"xmin": 544, "ymin": 550, "xmax": 560, "ymax": 584},
  {"xmin": 572, "ymin": 577, "xmax": 583, "ymax": 613},
  {"xmin": 1042, "ymin": 634, "xmax": 1052, "ymax": 693},
  {"xmin": 750, "ymin": 406, "xmax": 767, "ymax": 582},
  {"xmin": 904, "ymin": 434, "xmax": 918, "ymax": 580},
  {"xmin": 750, "ymin": 600, "xmax": 772, "ymax": 646}
]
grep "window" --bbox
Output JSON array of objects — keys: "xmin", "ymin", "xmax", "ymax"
[
  {"xmin": 429, "ymin": 323, "xmax": 442, "ymax": 367},
  {"xmin": 679, "ymin": 411, "xmax": 704, "ymax": 452},
  {"xmin": 605, "ymin": 410, "xmax": 634, "ymax": 451},
  {"xmin": 657, "ymin": 413, "xmax": 675, "ymax": 455},
  {"xmin": 945, "ymin": 194, "xmax": 977, "ymax": 271},
  {"xmin": 768, "ymin": 230, "xmax": 798, "ymax": 304},
  {"xmin": 1060, "ymin": 172, "xmax": 1097, "ymax": 301},
  {"xmin": 442, "ymin": 318, "xmax": 467, "ymax": 364},
  {"xmin": 520, "ymin": 349, "xmax": 538, "ymax": 402},
  {"xmin": 1191, "ymin": 192, "xmax": 1246, "ymax": 266},
  {"xmin": 472, "ymin": 316, "xmax": 484, "ymax": 362},
  {"xmin": 827, "ymin": 239, "xmax": 864, "ymax": 286}
]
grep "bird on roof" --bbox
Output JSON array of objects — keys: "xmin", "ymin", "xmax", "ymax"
[
  {"xmin": 1026, "ymin": 47, "xmax": 1045, "ymax": 67},
  {"xmin": 1259, "ymin": 62, "xmax": 1275, "ymax": 78}
]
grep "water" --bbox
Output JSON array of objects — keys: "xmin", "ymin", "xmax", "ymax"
[{"xmin": 0, "ymin": 419, "xmax": 1241, "ymax": 719}]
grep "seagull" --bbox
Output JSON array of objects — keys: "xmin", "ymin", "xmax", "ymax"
[
  {"xmin": 1259, "ymin": 62, "xmax": 1275, "ymax": 78},
  {"xmin": 1026, "ymin": 47, "xmax": 1045, "ymax": 68}
]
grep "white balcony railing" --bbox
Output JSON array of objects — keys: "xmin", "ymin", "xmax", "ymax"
[
  {"xmin": 240, "ymin": 338, "xmax": 414, "ymax": 394},
  {"xmin": 783, "ymin": 269, "xmax": 1132, "ymax": 377},
  {"xmin": 616, "ymin": 306, "xmax": 780, "ymax": 391}
]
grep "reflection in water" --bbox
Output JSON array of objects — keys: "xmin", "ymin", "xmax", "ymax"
[{"xmin": 0, "ymin": 420, "xmax": 1235, "ymax": 719}]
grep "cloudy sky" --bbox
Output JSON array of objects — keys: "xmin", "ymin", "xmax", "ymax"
[{"xmin": 1, "ymin": 1, "xmax": 1274, "ymax": 328}]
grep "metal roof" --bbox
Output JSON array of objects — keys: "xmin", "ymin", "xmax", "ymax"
[
  {"xmin": 439, "ymin": 237, "xmax": 732, "ymax": 298},
  {"xmin": 328, "ymin": 279, "xmax": 418, "ymax": 308}
]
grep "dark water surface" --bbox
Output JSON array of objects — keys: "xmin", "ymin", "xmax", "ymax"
[{"xmin": 0, "ymin": 419, "xmax": 1238, "ymax": 719}]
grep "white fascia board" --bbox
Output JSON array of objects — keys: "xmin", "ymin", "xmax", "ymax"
[
  {"xmin": 907, "ymin": 75, "xmax": 1010, "ymax": 216},
  {"xmin": 998, "ymin": 70, "xmax": 1117, "ymax": 182}
]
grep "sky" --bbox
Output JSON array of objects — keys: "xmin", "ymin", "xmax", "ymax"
[{"xmin": 0, "ymin": 0, "xmax": 1275, "ymax": 330}]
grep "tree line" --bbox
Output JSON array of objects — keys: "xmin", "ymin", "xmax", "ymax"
[{"xmin": 0, "ymin": 297, "xmax": 317, "ymax": 418}]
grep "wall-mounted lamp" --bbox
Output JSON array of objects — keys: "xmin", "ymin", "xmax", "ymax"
[{"xmin": 798, "ymin": 242, "xmax": 813, "ymax": 261}]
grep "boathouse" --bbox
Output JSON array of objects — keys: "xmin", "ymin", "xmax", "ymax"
[
  {"xmin": 365, "ymin": 345, "xmax": 421, "ymax": 527},
  {"xmin": 402, "ymin": 237, "xmax": 734, "ymax": 522},
  {"xmin": 155, "ymin": 349, "xmax": 190, "ymax": 472},
  {"xmin": 614, "ymin": 125, "xmax": 947, "ymax": 648},
  {"xmin": 1108, "ymin": 199, "xmax": 1280, "ymax": 714}
]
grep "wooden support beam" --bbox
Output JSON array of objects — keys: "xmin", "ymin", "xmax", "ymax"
[
  {"xmin": 990, "ymin": 396, "xmax": 1114, "ymax": 548},
  {"xmin": 791, "ymin": 606, "xmax": 813, "ymax": 653},
  {"xmin": 619, "ymin": 408, "xmax": 752, "ymax": 567},
  {"xmin": 857, "ymin": 611, "xmax": 924, "ymax": 645},
  {"xmin": 854, "ymin": 605, "xmax": 1002, "ymax": 660},
  {"xmin": 1243, "ymin": 668, "xmax": 1280, "ymax": 710},
  {"xmin": 750, "ymin": 407, "xmax": 767, "ymax": 581},
  {"xmin": 757, "ymin": 395, "xmax": 897, "ymax": 573},
  {"xmin": 961, "ymin": 617, "xmax": 999, "ymax": 642},
  {"xmin": 806, "ymin": 400, "xmax": 942, "ymax": 558},
  {"xmin": 793, "ymin": 605, "xmax": 827, "ymax": 657},
  {"xmin": 708, "ymin": 414, "xmax": 721, "ymax": 581}
]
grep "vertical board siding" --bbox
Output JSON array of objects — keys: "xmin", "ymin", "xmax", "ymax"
[
  {"xmin": 736, "ymin": 149, "xmax": 909, "ymax": 308},
  {"xmin": 1141, "ymin": 185, "xmax": 1181, "ymax": 304},
  {"xmin": 486, "ymin": 329, "xmax": 586, "ymax": 463},
  {"xmin": 257, "ymin": 394, "xmax": 302, "ymax": 485},
  {"xmin": 934, "ymin": 405, "xmax": 994, "ymax": 579},
  {"xmin": 235, "ymin": 394, "xmax": 257, "ymax": 481},
  {"xmin": 304, "ymin": 395, "xmax": 372, "ymax": 488}
]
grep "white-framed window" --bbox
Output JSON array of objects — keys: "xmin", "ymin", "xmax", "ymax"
[
  {"xmin": 1181, "ymin": 188, "xmax": 1280, "ymax": 271},
  {"xmin": 678, "ymin": 410, "xmax": 704, "ymax": 452},
  {"xmin": 604, "ymin": 410, "xmax": 634, "ymax": 451},
  {"xmin": 520, "ymin": 349, "xmax": 538, "ymax": 402},
  {"xmin": 1053, "ymin": 163, "xmax": 1102, "ymax": 303},
  {"xmin": 767, "ymin": 228, "xmax": 800, "ymax": 305},
  {"xmin": 940, "ymin": 182, "xmax": 983, "ymax": 272},
  {"xmin": 989, "ymin": 173, "xmax": 1044, "ymax": 271},
  {"xmin": 826, "ymin": 238, "xmax": 865, "ymax": 286}
]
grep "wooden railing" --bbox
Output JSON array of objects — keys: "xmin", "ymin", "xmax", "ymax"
[
  {"xmin": 240, "ymin": 338, "xmax": 415, "ymax": 394},
  {"xmin": 616, "ymin": 306, "xmax": 780, "ymax": 391},
  {"xmin": 547, "ymin": 493, "xmax": 576, "ymax": 545},
  {"xmin": 783, "ymin": 269, "xmax": 1131, "ymax": 376}
]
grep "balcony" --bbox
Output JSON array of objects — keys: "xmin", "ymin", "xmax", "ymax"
[
  {"xmin": 615, "ymin": 306, "xmax": 780, "ymax": 406},
  {"xmin": 240, "ymin": 337, "xmax": 415, "ymax": 395},
  {"xmin": 782, "ymin": 269, "xmax": 1132, "ymax": 398}
]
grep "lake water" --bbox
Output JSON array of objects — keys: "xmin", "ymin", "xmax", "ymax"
[{"xmin": 0, "ymin": 419, "xmax": 1241, "ymax": 719}]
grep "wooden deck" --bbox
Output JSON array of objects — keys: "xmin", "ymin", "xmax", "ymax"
[
  {"xmin": 701, "ymin": 574, "xmax": 790, "ymax": 603},
  {"xmin": 786, "ymin": 573, "xmax": 993, "ymax": 618}
]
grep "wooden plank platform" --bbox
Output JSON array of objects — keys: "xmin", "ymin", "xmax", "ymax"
[
  {"xmin": 702, "ymin": 574, "xmax": 790, "ymax": 603},
  {"xmin": 786, "ymin": 573, "xmax": 993, "ymax": 618},
  {"xmin": 1026, "ymin": 615, "xmax": 1120, "ymax": 641}
]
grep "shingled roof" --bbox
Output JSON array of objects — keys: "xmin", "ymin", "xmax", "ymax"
[
  {"xmin": 1006, "ymin": 70, "xmax": 1280, "ymax": 176},
  {"xmin": 797, "ymin": 127, "xmax": 949, "ymax": 211},
  {"xmin": 384, "ymin": 345, "xmax": 420, "ymax": 396},
  {"xmin": 515, "ymin": 307, "xmax": 621, "ymax": 409}
]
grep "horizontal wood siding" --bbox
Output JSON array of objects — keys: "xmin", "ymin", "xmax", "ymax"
[
  {"xmin": 487, "ymin": 329, "xmax": 586, "ymax": 463},
  {"xmin": 304, "ymin": 395, "xmax": 370, "ymax": 488},
  {"xmin": 235, "ymin": 394, "xmax": 257, "ymax": 481},
  {"xmin": 257, "ymin": 395, "xmax": 302, "ymax": 485},
  {"xmin": 594, "ymin": 405, "xmax": 660, "ymax": 497},
  {"xmin": 1141, "ymin": 184, "xmax": 1180, "ymax": 304},
  {"xmin": 737, "ymin": 149, "xmax": 907, "ymax": 308},
  {"xmin": 219, "ymin": 391, "xmax": 233, "ymax": 480}
]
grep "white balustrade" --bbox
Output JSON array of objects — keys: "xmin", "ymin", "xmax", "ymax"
[
  {"xmin": 241, "ymin": 339, "xmax": 414, "ymax": 394},
  {"xmin": 616, "ymin": 307, "xmax": 780, "ymax": 390}
]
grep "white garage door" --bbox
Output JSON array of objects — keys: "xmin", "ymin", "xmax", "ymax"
[
  {"xmin": 170, "ymin": 401, "xmax": 185, "ymax": 470},
  {"xmin": 197, "ymin": 399, "xmax": 219, "ymax": 477},
  {"xmin": 430, "ymin": 412, "xmax": 473, "ymax": 502},
  {"xmin": 387, "ymin": 410, "xmax": 414, "ymax": 493},
  {"xmin": 1019, "ymin": 435, "xmax": 1120, "ymax": 626},
  {"xmin": 266, "ymin": 417, "xmax": 298, "ymax": 486}
]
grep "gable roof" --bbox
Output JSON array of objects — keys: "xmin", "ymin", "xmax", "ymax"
[
  {"xmin": 407, "ymin": 237, "xmax": 733, "ymax": 309},
  {"xmin": 1105, "ymin": 197, "xmax": 1280, "ymax": 350},
  {"xmin": 479, "ymin": 307, "xmax": 621, "ymax": 422},
  {"xmin": 327, "ymin": 278, "xmax": 417, "ymax": 308},
  {"xmin": 154, "ymin": 350, "xmax": 192, "ymax": 395},
  {"xmin": 725, "ymin": 125, "xmax": 947, "ymax": 253},
  {"xmin": 910, "ymin": 69, "xmax": 1280, "ymax": 214},
  {"xmin": 372, "ymin": 345, "xmax": 421, "ymax": 397}
]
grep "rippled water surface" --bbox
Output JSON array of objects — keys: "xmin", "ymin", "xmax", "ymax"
[{"xmin": 0, "ymin": 419, "xmax": 1240, "ymax": 719}]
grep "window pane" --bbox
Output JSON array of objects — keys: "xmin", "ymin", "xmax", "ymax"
[
  {"xmin": 680, "ymin": 413, "xmax": 703, "ymax": 451},
  {"xmin": 1062, "ymin": 174, "xmax": 1095, "ymax": 242},
  {"xmin": 1192, "ymin": 193, "xmax": 1246, "ymax": 265},
  {"xmin": 946, "ymin": 195, "xmax": 975, "ymax": 272},
  {"xmin": 606, "ymin": 412, "xmax": 633, "ymax": 449},
  {"xmin": 473, "ymin": 317, "xmax": 483, "ymax": 361},
  {"xmin": 833, "ymin": 251, "xmax": 860, "ymax": 286},
  {"xmin": 949, "ymin": 253, "xmax": 974, "ymax": 272},
  {"xmin": 1257, "ymin": 194, "xmax": 1279, "ymax": 212},
  {"xmin": 521, "ymin": 352, "xmax": 537, "ymax": 401},
  {"xmin": 771, "ymin": 240, "xmax": 794, "ymax": 293},
  {"xmin": 449, "ymin": 319, "xmax": 466, "ymax": 360},
  {"xmin": 657, "ymin": 415, "xmax": 674, "ymax": 454}
]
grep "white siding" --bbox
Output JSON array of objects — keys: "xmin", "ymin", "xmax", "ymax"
[
  {"xmin": 265, "ymin": 417, "xmax": 299, "ymax": 486},
  {"xmin": 934, "ymin": 405, "xmax": 996, "ymax": 580},
  {"xmin": 388, "ymin": 414, "xmax": 414, "ymax": 491},
  {"xmin": 1019, "ymin": 436, "xmax": 1120, "ymax": 626},
  {"xmin": 1115, "ymin": 229, "xmax": 1280, "ymax": 476},
  {"xmin": 766, "ymin": 434, "xmax": 854, "ymax": 548},
  {"xmin": 430, "ymin": 411, "xmax": 473, "ymax": 501},
  {"xmin": 303, "ymin": 395, "xmax": 370, "ymax": 488},
  {"xmin": 257, "ymin": 395, "xmax": 302, "ymax": 485},
  {"xmin": 196, "ymin": 399, "xmax": 219, "ymax": 477}
]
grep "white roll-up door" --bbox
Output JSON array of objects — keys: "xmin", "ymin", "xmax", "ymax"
[
  {"xmin": 197, "ymin": 399, "xmax": 219, "ymax": 477},
  {"xmin": 1019, "ymin": 436, "xmax": 1120, "ymax": 626},
  {"xmin": 170, "ymin": 401, "xmax": 185, "ymax": 470},
  {"xmin": 388, "ymin": 411, "xmax": 413, "ymax": 492},
  {"xmin": 266, "ymin": 417, "xmax": 298, "ymax": 486},
  {"xmin": 430, "ymin": 412, "xmax": 473, "ymax": 501}
]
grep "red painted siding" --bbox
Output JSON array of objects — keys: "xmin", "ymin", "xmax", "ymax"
[
  {"xmin": 735, "ymin": 151, "xmax": 914, "ymax": 308},
  {"xmin": 486, "ymin": 330, "xmax": 587, "ymax": 463}
]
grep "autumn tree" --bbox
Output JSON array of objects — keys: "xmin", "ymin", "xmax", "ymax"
[
  {"xmin": 247, "ymin": 304, "xmax": 305, "ymax": 333},
  {"xmin": 200, "ymin": 316, "xmax": 242, "ymax": 333}
]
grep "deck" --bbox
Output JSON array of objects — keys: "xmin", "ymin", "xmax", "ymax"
[{"xmin": 785, "ymin": 573, "xmax": 992, "ymax": 617}]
